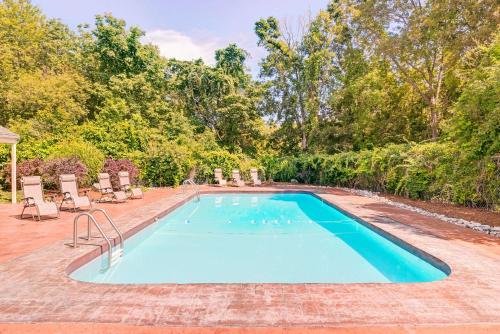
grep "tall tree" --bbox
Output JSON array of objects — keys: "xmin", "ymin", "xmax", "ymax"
[
  {"xmin": 0, "ymin": 0, "xmax": 78, "ymax": 125},
  {"xmin": 167, "ymin": 44, "xmax": 264, "ymax": 155},
  {"xmin": 77, "ymin": 14, "xmax": 168, "ymax": 124},
  {"xmin": 215, "ymin": 43, "xmax": 250, "ymax": 87},
  {"xmin": 348, "ymin": 0, "xmax": 499, "ymax": 139},
  {"xmin": 255, "ymin": 6, "xmax": 339, "ymax": 152}
]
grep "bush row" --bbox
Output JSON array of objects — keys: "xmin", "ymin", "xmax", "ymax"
[
  {"xmin": 1, "ymin": 140, "xmax": 497, "ymax": 208},
  {"xmin": 2, "ymin": 157, "xmax": 139, "ymax": 190},
  {"xmin": 261, "ymin": 142, "xmax": 499, "ymax": 208}
]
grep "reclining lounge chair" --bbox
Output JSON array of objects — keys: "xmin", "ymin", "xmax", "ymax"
[
  {"xmin": 214, "ymin": 168, "xmax": 227, "ymax": 187},
  {"xmin": 59, "ymin": 174, "xmax": 92, "ymax": 211},
  {"xmin": 232, "ymin": 169, "xmax": 245, "ymax": 187},
  {"xmin": 118, "ymin": 171, "xmax": 143, "ymax": 199},
  {"xmin": 250, "ymin": 168, "xmax": 262, "ymax": 186},
  {"xmin": 97, "ymin": 173, "xmax": 127, "ymax": 203},
  {"xmin": 20, "ymin": 176, "xmax": 59, "ymax": 221}
]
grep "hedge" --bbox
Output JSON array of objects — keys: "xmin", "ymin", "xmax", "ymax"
[{"xmin": 259, "ymin": 142, "xmax": 499, "ymax": 209}]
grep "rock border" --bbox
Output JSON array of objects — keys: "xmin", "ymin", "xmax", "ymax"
[{"xmin": 340, "ymin": 188, "xmax": 500, "ymax": 238}]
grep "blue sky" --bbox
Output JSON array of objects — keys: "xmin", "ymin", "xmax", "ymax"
[{"xmin": 32, "ymin": 0, "xmax": 329, "ymax": 76}]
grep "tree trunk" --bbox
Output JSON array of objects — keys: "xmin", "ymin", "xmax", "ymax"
[
  {"xmin": 430, "ymin": 99, "xmax": 439, "ymax": 141},
  {"xmin": 430, "ymin": 59, "xmax": 444, "ymax": 141},
  {"xmin": 301, "ymin": 130, "xmax": 307, "ymax": 150}
]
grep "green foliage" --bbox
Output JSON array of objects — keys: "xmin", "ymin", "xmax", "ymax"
[
  {"xmin": 79, "ymin": 113, "xmax": 151, "ymax": 158},
  {"xmin": 166, "ymin": 56, "xmax": 263, "ymax": 156},
  {"xmin": 194, "ymin": 150, "xmax": 243, "ymax": 183},
  {"xmin": 446, "ymin": 32, "xmax": 500, "ymax": 159},
  {"xmin": 0, "ymin": 0, "xmax": 78, "ymax": 125},
  {"xmin": 141, "ymin": 143, "xmax": 194, "ymax": 187},
  {"xmin": 0, "ymin": 189, "xmax": 21, "ymax": 203},
  {"xmin": 215, "ymin": 43, "xmax": 250, "ymax": 87},
  {"xmin": 3, "ymin": 71, "xmax": 88, "ymax": 124},
  {"xmin": 264, "ymin": 142, "xmax": 498, "ymax": 208},
  {"xmin": 47, "ymin": 139, "xmax": 105, "ymax": 185},
  {"xmin": 348, "ymin": 0, "xmax": 498, "ymax": 140}
]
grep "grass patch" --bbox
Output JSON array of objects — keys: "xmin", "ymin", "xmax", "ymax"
[{"xmin": 0, "ymin": 190, "xmax": 22, "ymax": 203}]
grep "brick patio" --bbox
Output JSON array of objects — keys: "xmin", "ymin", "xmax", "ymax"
[{"xmin": 0, "ymin": 186, "xmax": 499, "ymax": 333}]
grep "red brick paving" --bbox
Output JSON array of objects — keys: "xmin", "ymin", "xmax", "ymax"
[
  {"xmin": 0, "ymin": 185, "xmax": 499, "ymax": 333},
  {"xmin": 0, "ymin": 187, "xmax": 176, "ymax": 263}
]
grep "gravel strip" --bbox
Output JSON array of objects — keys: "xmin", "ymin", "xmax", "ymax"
[{"xmin": 340, "ymin": 188, "xmax": 500, "ymax": 238}]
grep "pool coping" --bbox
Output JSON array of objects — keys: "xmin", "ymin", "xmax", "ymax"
[{"xmin": 66, "ymin": 190, "xmax": 451, "ymax": 283}]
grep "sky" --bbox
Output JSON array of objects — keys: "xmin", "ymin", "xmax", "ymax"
[{"xmin": 32, "ymin": 0, "xmax": 329, "ymax": 76}]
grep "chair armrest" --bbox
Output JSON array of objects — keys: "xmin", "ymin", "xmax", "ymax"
[{"xmin": 23, "ymin": 197, "xmax": 35, "ymax": 205}]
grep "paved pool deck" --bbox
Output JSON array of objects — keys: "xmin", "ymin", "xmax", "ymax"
[{"xmin": 0, "ymin": 185, "xmax": 499, "ymax": 334}]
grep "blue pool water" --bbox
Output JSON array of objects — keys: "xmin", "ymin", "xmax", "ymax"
[{"xmin": 70, "ymin": 193, "xmax": 448, "ymax": 284}]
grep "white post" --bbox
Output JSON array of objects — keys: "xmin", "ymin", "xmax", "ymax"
[{"xmin": 11, "ymin": 143, "xmax": 16, "ymax": 204}]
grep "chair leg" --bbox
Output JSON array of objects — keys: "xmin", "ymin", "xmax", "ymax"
[
  {"xmin": 35, "ymin": 207, "xmax": 41, "ymax": 221},
  {"xmin": 20, "ymin": 206, "xmax": 27, "ymax": 219}
]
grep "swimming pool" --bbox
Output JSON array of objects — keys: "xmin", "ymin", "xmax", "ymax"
[{"xmin": 70, "ymin": 193, "xmax": 449, "ymax": 284}]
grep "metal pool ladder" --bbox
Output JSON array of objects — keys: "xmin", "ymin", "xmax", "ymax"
[
  {"xmin": 72, "ymin": 208, "xmax": 124, "ymax": 269},
  {"xmin": 181, "ymin": 179, "xmax": 200, "ymax": 201}
]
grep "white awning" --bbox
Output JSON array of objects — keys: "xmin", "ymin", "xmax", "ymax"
[{"xmin": 0, "ymin": 126, "xmax": 20, "ymax": 144}]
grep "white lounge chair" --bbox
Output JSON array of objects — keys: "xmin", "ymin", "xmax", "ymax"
[
  {"xmin": 214, "ymin": 168, "xmax": 227, "ymax": 186},
  {"xmin": 118, "ymin": 171, "xmax": 143, "ymax": 199},
  {"xmin": 232, "ymin": 169, "xmax": 245, "ymax": 187},
  {"xmin": 97, "ymin": 173, "xmax": 127, "ymax": 202},
  {"xmin": 250, "ymin": 168, "xmax": 262, "ymax": 186},
  {"xmin": 20, "ymin": 176, "xmax": 59, "ymax": 221},
  {"xmin": 59, "ymin": 174, "xmax": 92, "ymax": 211}
]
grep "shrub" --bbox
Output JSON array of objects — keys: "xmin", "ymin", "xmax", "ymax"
[
  {"xmin": 259, "ymin": 142, "xmax": 498, "ymax": 208},
  {"xmin": 142, "ymin": 144, "xmax": 193, "ymax": 187},
  {"xmin": 42, "ymin": 157, "xmax": 88, "ymax": 189},
  {"xmin": 258, "ymin": 154, "xmax": 280, "ymax": 181},
  {"xmin": 102, "ymin": 158, "xmax": 140, "ymax": 189},
  {"xmin": 194, "ymin": 150, "xmax": 242, "ymax": 184},
  {"xmin": 2, "ymin": 157, "xmax": 88, "ymax": 190},
  {"xmin": 48, "ymin": 139, "xmax": 105, "ymax": 185},
  {"xmin": 2, "ymin": 158, "xmax": 45, "ymax": 189}
]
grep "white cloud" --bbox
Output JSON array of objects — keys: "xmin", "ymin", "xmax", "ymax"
[{"xmin": 143, "ymin": 29, "xmax": 220, "ymax": 65}]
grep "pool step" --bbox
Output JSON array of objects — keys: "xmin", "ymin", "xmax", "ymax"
[{"xmin": 110, "ymin": 248, "xmax": 123, "ymax": 266}]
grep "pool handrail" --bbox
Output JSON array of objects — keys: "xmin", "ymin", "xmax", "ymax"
[
  {"xmin": 182, "ymin": 179, "xmax": 200, "ymax": 201},
  {"xmin": 72, "ymin": 209, "xmax": 124, "ymax": 269}
]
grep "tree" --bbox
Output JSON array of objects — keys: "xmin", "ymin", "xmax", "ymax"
[
  {"xmin": 77, "ymin": 14, "xmax": 168, "ymax": 124},
  {"xmin": 255, "ymin": 6, "xmax": 340, "ymax": 152},
  {"xmin": 0, "ymin": 0, "xmax": 78, "ymax": 125},
  {"xmin": 215, "ymin": 43, "xmax": 250, "ymax": 87},
  {"xmin": 256, "ymin": 16, "xmax": 308, "ymax": 151},
  {"xmin": 446, "ymin": 33, "xmax": 500, "ymax": 158},
  {"xmin": 167, "ymin": 44, "xmax": 264, "ymax": 155},
  {"xmin": 348, "ymin": 0, "xmax": 499, "ymax": 140}
]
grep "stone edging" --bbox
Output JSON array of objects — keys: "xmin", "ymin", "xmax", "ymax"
[{"xmin": 339, "ymin": 188, "xmax": 500, "ymax": 238}]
